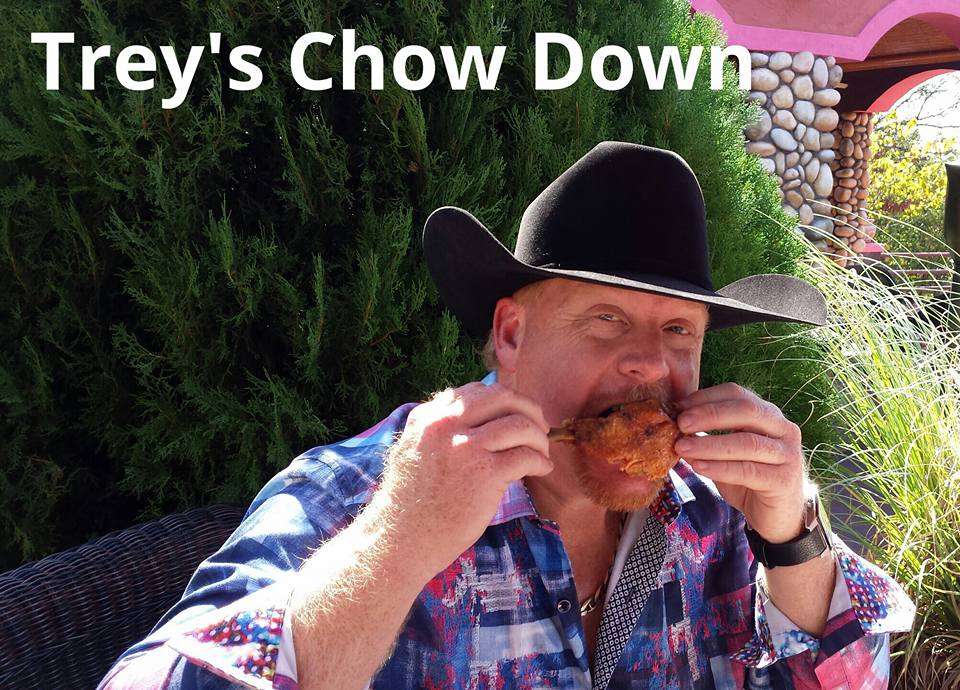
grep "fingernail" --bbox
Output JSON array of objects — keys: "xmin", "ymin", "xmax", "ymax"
[
  {"xmin": 678, "ymin": 412, "xmax": 698, "ymax": 430},
  {"xmin": 675, "ymin": 438, "xmax": 692, "ymax": 453}
]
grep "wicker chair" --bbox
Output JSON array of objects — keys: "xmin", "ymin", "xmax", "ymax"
[{"xmin": 0, "ymin": 504, "xmax": 247, "ymax": 690}]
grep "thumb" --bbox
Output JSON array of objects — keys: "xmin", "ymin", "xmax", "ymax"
[{"xmin": 497, "ymin": 446, "xmax": 554, "ymax": 480}]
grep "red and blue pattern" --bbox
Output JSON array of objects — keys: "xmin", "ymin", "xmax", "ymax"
[
  {"xmin": 100, "ymin": 376, "xmax": 915, "ymax": 690},
  {"xmin": 190, "ymin": 608, "xmax": 283, "ymax": 681}
]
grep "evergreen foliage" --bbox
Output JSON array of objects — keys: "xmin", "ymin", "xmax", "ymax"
[{"xmin": 0, "ymin": 0, "xmax": 834, "ymax": 568}]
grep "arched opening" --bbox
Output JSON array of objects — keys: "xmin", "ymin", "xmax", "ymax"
[
  {"xmin": 840, "ymin": 15, "xmax": 960, "ymax": 112},
  {"xmin": 868, "ymin": 68, "xmax": 956, "ymax": 111}
]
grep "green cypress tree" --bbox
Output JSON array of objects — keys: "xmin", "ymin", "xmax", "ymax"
[{"xmin": 0, "ymin": 0, "xmax": 834, "ymax": 568}]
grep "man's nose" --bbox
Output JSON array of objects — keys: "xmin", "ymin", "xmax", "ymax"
[{"xmin": 617, "ymin": 338, "xmax": 670, "ymax": 382}]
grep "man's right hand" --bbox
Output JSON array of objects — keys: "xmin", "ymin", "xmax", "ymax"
[
  {"xmin": 283, "ymin": 382, "xmax": 553, "ymax": 689},
  {"xmin": 370, "ymin": 381, "xmax": 554, "ymax": 577}
]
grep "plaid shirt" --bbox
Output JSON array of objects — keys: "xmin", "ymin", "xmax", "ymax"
[{"xmin": 100, "ymin": 381, "xmax": 915, "ymax": 690}]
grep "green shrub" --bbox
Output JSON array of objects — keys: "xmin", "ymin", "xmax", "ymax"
[{"xmin": 1, "ymin": 0, "xmax": 834, "ymax": 568}]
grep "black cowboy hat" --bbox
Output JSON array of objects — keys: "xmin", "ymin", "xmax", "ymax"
[{"xmin": 423, "ymin": 141, "xmax": 827, "ymax": 336}]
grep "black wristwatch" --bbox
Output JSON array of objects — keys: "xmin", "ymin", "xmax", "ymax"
[{"xmin": 745, "ymin": 490, "xmax": 833, "ymax": 569}]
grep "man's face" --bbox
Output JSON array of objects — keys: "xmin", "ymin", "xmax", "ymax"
[{"xmin": 495, "ymin": 279, "xmax": 708, "ymax": 511}]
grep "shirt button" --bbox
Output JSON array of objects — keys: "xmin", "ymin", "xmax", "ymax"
[{"xmin": 557, "ymin": 599, "xmax": 572, "ymax": 613}]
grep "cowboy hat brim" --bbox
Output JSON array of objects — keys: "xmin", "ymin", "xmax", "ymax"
[{"xmin": 423, "ymin": 206, "xmax": 827, "ymax": 336}]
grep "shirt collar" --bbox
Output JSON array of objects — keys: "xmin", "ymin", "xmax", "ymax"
[
  {"xmin": 647, "ymin": 468, "xmax": 690, "ymax": 525},
  {"xmin": 490, "ymin": 480, "xmax": 539, "ymax": 525}
]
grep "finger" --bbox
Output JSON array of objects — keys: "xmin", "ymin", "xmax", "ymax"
[
  {"xmin": 495, "ymin": 446, "xmax": 554, "ymax": 479},
  {"xmin": 677, "ymin": 397, "xmax": 789, "ymax": 437},
  {"xmin": 472, "ymin": 414, "xmax": 550, "ymax": 457},
  {"xmin": 675, "ymin": 383, "xmax": 752, "ymax": 411},
  {"xmin": 675, "ymin": 432, "xmax": 787, "ymax": 465},
  {"xmin": 686, "ymin": 458, "xmax": 782, "ymax": 491},
  {"xmin": 455, "ymin": 383, "xmax": 550, "ymax": 433}
]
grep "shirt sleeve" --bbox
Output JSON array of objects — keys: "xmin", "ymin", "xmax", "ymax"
[
  {"xmin": 98, "ymin": 579, "xmax": 299, "ymax": 690},
  {"xmin": 97, "ymin": 454, "xmax": 360, "ymax": 690},
  {"xmin": 732, "ymin": 535, "xmax": 915, "ymax": 688},
  {"xmin": 166, "ymin": 578, "xmax": 299, "ymax": 689}
]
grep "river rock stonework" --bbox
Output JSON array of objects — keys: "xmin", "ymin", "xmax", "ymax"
[
  {"xmin": 745, "ymin": 51, "xmax": 854, "ymax": 264},
  {"xmin": 826, "ymin": 111, "xmax": 876, "ymax": 265}
]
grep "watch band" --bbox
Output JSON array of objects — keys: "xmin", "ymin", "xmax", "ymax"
[{"xmin": 744, "ymin": 495, "xmax": 833, "ymax": 569}]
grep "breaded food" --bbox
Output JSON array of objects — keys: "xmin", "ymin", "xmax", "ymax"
[{"xmin": 549, "ymin": 400, "xmax": 680, "ymax": 479}]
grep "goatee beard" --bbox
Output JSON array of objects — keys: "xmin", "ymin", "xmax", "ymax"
[{"xmin": 574, "ymin": 457, "xmax": 667, "ymax": 511}]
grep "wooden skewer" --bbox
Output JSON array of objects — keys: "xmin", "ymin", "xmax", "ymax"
[{"xmin": 548, "ymin": 403, "xmax": 627, "ymax": 442}]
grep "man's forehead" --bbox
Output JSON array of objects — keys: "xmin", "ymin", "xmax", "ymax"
[{"xmin": 533, "ymin": 278, "xmax": 709, "ymax": 317}]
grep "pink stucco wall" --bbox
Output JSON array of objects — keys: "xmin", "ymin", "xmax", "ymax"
[
  {"xmin": 712, "ymin": 0, "xmax": 894, "ymax": 37},
  {"xmin": 691, "ymin": 0, "xmax": 960, "ymax": 60}
]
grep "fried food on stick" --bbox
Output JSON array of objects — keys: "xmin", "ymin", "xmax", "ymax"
[{"xmin": 548, "ymin": 400, "xmax": 680, "ymax": 479}]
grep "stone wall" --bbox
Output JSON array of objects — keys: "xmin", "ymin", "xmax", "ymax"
[
  {"xmin": 826, "ymin": 112, "xmax": 876, "ymax": 266},
  {"xmin": 745, "ymin": 51, "xmax": 843, "ymax": 246}
]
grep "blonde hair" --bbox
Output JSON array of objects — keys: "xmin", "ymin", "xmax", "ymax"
[{"xmin": 481, "ymin": 280, "xmax": 550, "ymax": 370}]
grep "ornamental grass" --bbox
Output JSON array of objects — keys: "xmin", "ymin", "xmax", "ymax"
[{"xmin": 797, "ymin": 225, "xmax": 960, "ymax": 689}]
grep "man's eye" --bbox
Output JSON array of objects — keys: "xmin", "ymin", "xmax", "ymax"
[
  {"xmin": 667, "ymin": 324, "xmax": 690, "ymax": 335},
  {"xmin": 597, "ymin": 313, "xmax": 619, "ymax": 322}
]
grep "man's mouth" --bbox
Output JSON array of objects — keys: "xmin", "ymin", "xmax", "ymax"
[
  {"xmin": 598, "ymin": 399, "xmax": 678, "ymax": 419},
  {"xmin": 587, "ymin": 384, "xmax": 673, "ymax": 419}
]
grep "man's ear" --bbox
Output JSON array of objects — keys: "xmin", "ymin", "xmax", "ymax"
[{"xmin": 491, "ymin": 296, "xmax": 525, "ymax": 372}]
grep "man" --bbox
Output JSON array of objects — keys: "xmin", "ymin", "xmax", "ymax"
[{"xmin": 100, "ymin": 142, "xmax": 914, "ymax": 689}]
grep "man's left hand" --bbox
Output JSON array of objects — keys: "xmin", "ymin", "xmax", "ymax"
[{"xmin": 673, "ymin": 383, "xmax": 807, "ymax": 544}]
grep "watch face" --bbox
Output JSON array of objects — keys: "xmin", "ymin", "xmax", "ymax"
[
  {"xmin": 803, "ymin": 497, "xmax": 817, "ymax": 530},
  {"xmin": 805, "ymin": 493, "xmax": 833, "ymax": 548},
  {"xmin": 819, "ymin": 497, "xmax": 833, "ymax": 543}
]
